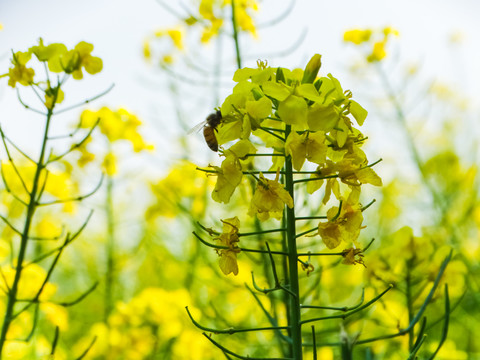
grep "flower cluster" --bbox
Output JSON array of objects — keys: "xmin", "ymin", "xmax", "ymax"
[
  {"xmin": 1, "ymin": 38, "xmax": 102, "ymax": 109},
  {"xmin": 344, "ymin": 27, "xmax": 399, "ymax": 62},
  {"xmin": 78, "ymin": 107, "xmax": 153, "ymax": 175},
  {"xmin": 200, "ymin": 55, "xmax": 380, "ymax": 255},
  {"xmin": 144, "ymin": 0, "xmax": 259, "ymax": 65}
]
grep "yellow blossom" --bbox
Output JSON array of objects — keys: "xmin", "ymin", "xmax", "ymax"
[
  {"xmin": 6, "ymin": 51, "xmax": 35, "ymax": 88},
  {"xmin": 248, "ymin": 172, "xmax": 294, "ymax": 221},
  {"xmin": 80, "ymin": 107, "xmax": 153, "ymax": 151},
  {"xmin": 341, "ymin": 247, "xmax": 365, "ymax": 266},
  {"xmin": 343, "ymin": 29, "xmax": 372, "ymax": 44},
  {"xmin": 146, "ymin": 161, "xmax": 211, "ymax": 219},
  {"xmin": 285, "ymin": 131, "xmax": 328, "ymax": 171},
  {"xmin": 214, "ymin": 216, "xmax": 241, "ymax": 275},
  {"xmin": 367, "ymin": 40, "xmax": 387, "ymax": 62},
  {"xmin": 102, "ymin": 151, "xmax": 117, "ymax": 176},
  {"xmin": 29, "ymin": 38, "xmax": 67, "ymax": 63},
  {"xmin": 44, "ymin": 84, "xmax": 64, "ymax": 109},
  {"xmin": 49, "ymin": 41, "xmax": 102, "ymax": 79},
  {"xmin": 318, "ymin": 192, "xmax": 364, "ymax": 249},
  {"xmin": 211, "ymin": 151, "xmax": 243, "ymax": 204}
]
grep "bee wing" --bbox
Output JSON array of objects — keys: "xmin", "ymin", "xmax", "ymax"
[{"xmin": 187, "ymin": 120, "xmax": 207, "ymax": 135}]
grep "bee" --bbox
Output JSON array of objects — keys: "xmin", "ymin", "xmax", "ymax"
[{"xmin": 189, "ymin": 110, "xmax": 222, "ymax": 152}]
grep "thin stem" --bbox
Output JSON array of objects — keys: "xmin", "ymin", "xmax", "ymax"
[
  {"xmin": 239, "ymin": 228, "xmax": 287, "ymax": 237},
  {"xmin": 300, "ymin": 285, "xmax": 393, "ymax": 325},
  {"xmin": 53, "ymin": 84, "xmax": 115, "ymax": 115},
  {"xmin": 202, "ymin": 332, "xmax": 293, "ymax": 360},
  {"xmin": 104, "ymin": 173, "xmax": 115, "ymax": 321},
  {"xmin": 185, "ymin": 307, "xmax": 289, "ymax": 334},
  {"xmin": 231, "ymin": 0, "xmax": 242, "ymax": 69},
  {"xmin": 0, "ymin": 105, "xmax": 54, "ymax": 355},
  {"xmin": 193, "ymin": 231, "xmax": 288, "ymax": 256}
]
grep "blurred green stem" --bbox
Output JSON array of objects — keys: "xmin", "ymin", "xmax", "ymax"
[
  {"xmin": 406, "ymin": 258, "xmax": 414, "ymax": 350},
  {"xmin": 105, "ymin": 172, "xmax": 115, "ymax": 321},
  {"xmin": 375, "ymin": 63, "xmax": 480, "ymax": 292},
  {"xmin": 231, "ymin": 0, "xmax": 242, "ymax": 69}
]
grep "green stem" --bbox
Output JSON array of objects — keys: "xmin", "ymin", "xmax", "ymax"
[
  {"xmin": 284, "ymin": 125, "xmax": 302, "ymax": 359},
  {"xmin": 231, "ymin": 0, "xmax": 242, "ymax": 69},
  {"xmin": 105, "ymin": 173, "xmax": 115, "ymax": 321},
  {"xmin": 406, "ymin": 258, "xmax": 414, "ymax": 351},
  {"xmin": 0, "ymin": 108, "xmax": 53, "ymax": 357}
]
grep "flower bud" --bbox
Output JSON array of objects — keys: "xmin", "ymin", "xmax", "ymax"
[{"xmin": 302, "ymin": 54, "xmax": 321, "ymax": 84}]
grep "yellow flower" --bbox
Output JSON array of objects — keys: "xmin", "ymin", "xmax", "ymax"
[
  {"xmin": 211, "ymin": 151, "xmax": 243, "ymax": 204},
  {"xmin": 49, "ymin": 41, "xmax": 102, "ymax": 79},
  {"xmin": 102, "ymin": 151, "xmax": 117, "ymax": 176},
  {"xmin": 29, "ymin": 38, "xmax": 67, "ymax": 62},
  {"xmin": 343, "ymin": 29, "xmax": 372, "ymax": 44},
  {"xmin": 248, "ymin": 171, "xmax": 294, "ymax": 221},
  {"xmin": 146, "ymin": 161, "xmax": 211, "ymax": 219},
  {"xmin": 143, "ymin": 40, "xmax": 151, "ymax": 62},
  {"xmin": 154, "ymin": 27, "xmax": 185, "ymax": 50},
  {"xmin": 76, "ymin": 136, "xmax": 96, "ymax": 167},
  {"xmin": 80, "ymin": 107, "xmax": 152, "ymax": 151},
  {"xmin": 341, "ymin": 247, "xmax": 365, "ymax": 266},
  {"xmin": 317, "ymin": 192, "xmax": 364, "ymax": 249},
  {"xmin": 367, "ymin": 40, "xmax": 387, "ymax": 62},
  {"xmin": 232, "ymin": 0, "xmax": 259, "ymax": 37},
  {"xmin": 44, "ymin": 84, "xmax": 64, "ymax": 109},
  {"xmin": 215, "ymin": 216, "xmax": 241, "ymax": 275},
  {"xmin": 285, "ymin": 131, "xmax": 328, "ymax": 171},
  {"xmin": 6, "ymin": 51, "xmax": 35, "ymax": 88}
]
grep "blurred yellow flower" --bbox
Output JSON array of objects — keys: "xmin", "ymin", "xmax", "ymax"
[
  {"xmin": 6, "ymin": 51, "xmax": 35, "ymax": 88},
  {"xmin": 81, "ymin": 107, "xmax": 152, "ymax": 151},
  {"xmin": 343, "ymin": 29, "xmax": 372, "ymax": 44},
  {"xmin": 344, "ymin": 27, "xmax": 399, "ymax": 63},
  {"xmin": 50, "ymin": 41, "xmax": 103, "ymax": 80},
  {"xmin": 367, "ymin": 40, "xmax": 387, "ymax": 62}
]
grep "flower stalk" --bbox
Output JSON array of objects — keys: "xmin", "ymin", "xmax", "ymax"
[
  {"xmin": 0, "ymin": 108, "xmax": 53, "ymax": 355},
  {"xmin": 283, "ymin": 125, "xmax": 303, "ymax": 359}
]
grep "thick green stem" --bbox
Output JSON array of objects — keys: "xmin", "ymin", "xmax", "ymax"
[
  {"xmin": 0, "ymin": 109, "xmax": 53, "ymax": 357},
  {"xmin": 104, "ymin": 173, "xmax": 115, "ymax": 321},
  {"xmin": 406, "ymin": 258, "xmax": 414, "ymax": 351},
  {"xmin": 284, "ymin": 125, "xmax": 302, "ymax": 359}
]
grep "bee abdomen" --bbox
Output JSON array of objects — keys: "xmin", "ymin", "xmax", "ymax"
[{"xmin": 203, "ymin": 126, "xmax": 218, "ymax": 152}]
